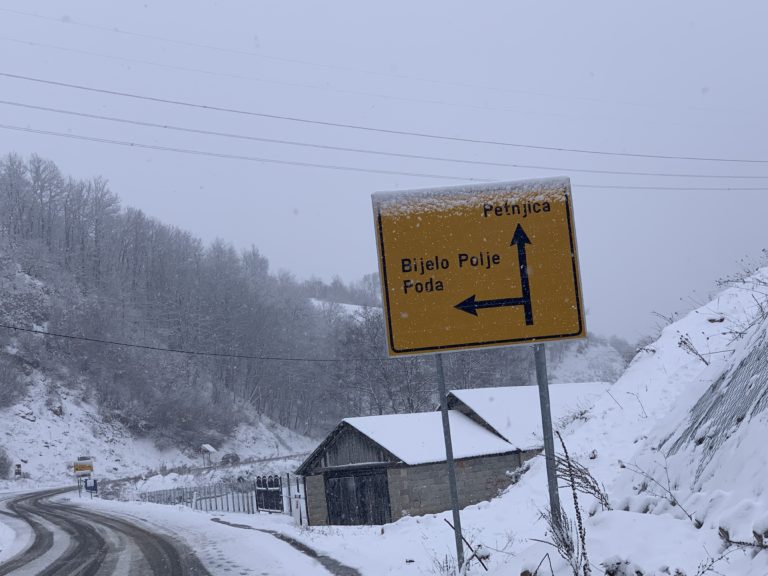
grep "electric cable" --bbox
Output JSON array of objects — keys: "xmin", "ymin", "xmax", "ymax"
[
  {"xmin": 0, "ymin": 321, "xmax": 376, "ymax": 363},
  {"xmin": 2, "ymin": 71, "xmax": 766, "ymax": 164},
  {"xmin": 1, "ymin": 100, "xmax": 765, "ymax": 180},
  {"xmin": 0, "ymin": 35, "xmax": 528, "ymax": 115},
  {"xmin": 0, "ymin": 123, "xmax": 483, "ymax": 182},
  {"xmin": 4, "ymin": 123, "xmax": 768, "ymax": 191}
]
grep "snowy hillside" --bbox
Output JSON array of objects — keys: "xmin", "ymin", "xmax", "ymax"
[
  {"xmin": 610, "ymin": 268, "xmax": 768, "ymax": 559},
  {"xmin": 0, "ymin": 376, "xmax": 315, "ymax": 489},
  {"xmin": 507, "ymin": 267, "xmax": 768, "ymax": 575}
]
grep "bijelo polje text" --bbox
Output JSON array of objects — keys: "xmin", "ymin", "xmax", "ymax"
[{"xmin": 400, "ymin": 252, "xmax": 501, "ymax": 294}]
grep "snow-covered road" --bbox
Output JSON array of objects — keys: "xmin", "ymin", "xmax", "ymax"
[
  {"xmin": 0, "ymin": 487, "xmax": 358, "ymax": 575},
  {"xmin": 0, "ymin": 488, "xmax": 210, "ymax": 575},
  {"xmin": 67, "ymin": 495, "xmax": 352, "ymax": 575}
]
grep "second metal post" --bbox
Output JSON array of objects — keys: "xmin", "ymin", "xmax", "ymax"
[
  {"xmin": 435, "ymin": 353, "xmax": 465, "ymax": 570},
  {"xmin": 534, "ymin": 343, "xmax": 561, "ymax": 523}
]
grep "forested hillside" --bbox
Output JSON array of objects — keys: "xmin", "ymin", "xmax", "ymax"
[{"xmin": 0, "ymin": 153, "xmax": 630, "ymax": 450}]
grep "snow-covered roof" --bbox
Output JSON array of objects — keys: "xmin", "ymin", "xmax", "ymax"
[
  {"xmin": 344, "ymin": 410, "xmax": 515, "ymax": 466},
  {"xmin": 449, "ymin": 383, "xmax": 609, "ymax": 451},
  {"xmin": 200, "ymin": 444, "xmax": 217, "ymax": 453}
]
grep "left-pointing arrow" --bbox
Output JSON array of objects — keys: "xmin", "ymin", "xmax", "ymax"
[{"xmin": 454, "ymin": 294, "xmax": 529, "ymax": 316}]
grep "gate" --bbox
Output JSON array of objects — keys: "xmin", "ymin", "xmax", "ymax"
[{"xmin": 255, "ymin": 475, "xmax": 284, "ymax": 512}]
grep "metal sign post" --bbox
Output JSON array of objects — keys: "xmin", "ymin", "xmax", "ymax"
[
  {"xmin": 436, "ymin": 353, "xmax": 465, "ymax": 570},
  {"xmin": 534, "ymin": 343, "xmax": 561, "ymax": 523}
]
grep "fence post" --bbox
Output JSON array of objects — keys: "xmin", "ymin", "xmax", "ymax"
[
  {"xmin": 283, "ymin": 474, "xmax": 289, "ymax": 515},
  {"xmin": 296, "ymin": 475, "xmax": 303, "ymax": 525}
]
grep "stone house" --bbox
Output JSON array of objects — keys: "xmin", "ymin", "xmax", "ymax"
[{"xmin": 296, "ymin": 382, "xmax": 607, "ymax": 526}]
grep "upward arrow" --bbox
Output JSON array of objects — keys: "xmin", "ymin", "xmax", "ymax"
[
  {"xmin": 511, "ymin": 224, "xmax": 533, "ymax": 325},
  {"xmin": 511, "ymin": 223, "xmax": 531, "ymax": 247}
]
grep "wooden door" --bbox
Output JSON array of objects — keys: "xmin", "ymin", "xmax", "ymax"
[{"xmin": 325, "ymin": 468, "xmax": 391, "ymax": 525}]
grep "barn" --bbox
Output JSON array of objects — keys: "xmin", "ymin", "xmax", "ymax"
[{"xmin": 297, "ymin": 382, "xmax": 607, "ymax": 526}]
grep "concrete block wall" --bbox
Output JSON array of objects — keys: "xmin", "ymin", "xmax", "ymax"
[
  {"xmin": 388, "ymin": 451, "xmax": 523, "ymax": 521},
  {"xmin": 305, "ymin": 474, "xmax": 328, "ymax": 526}
]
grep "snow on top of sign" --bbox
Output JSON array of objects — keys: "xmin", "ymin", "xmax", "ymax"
[
  {"xmin": 343, "ymin": 410, "xmax": 514, "ymax": 465},
  {"xmin": 371, "ymin": 177, "xmax": 570, "ymax": 215},
  {"xmin": 449, "ymin": 382, "xmax": 609, "ymax": 451}
]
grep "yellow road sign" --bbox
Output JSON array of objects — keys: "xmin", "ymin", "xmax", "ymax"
[{"xmin": 372, "ymin": 177, "xmax": 585, "ymax": 356}]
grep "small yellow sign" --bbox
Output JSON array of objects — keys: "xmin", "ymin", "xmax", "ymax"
[
  {"xmin": 73, "ymin": 462, "xmax": 93, "ymax": 473},
  {"xmin": 372, "ymin": 177, "xmax": 585, "ymax": 356}
]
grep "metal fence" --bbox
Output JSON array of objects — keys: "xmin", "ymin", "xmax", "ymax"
[
  {"xmin": 140, "ymin": 476, "xmax": 285, "ymax": 514},
  {"xmin": 137, "ymin": 474, "xmax": 309, "ymax": 523}
]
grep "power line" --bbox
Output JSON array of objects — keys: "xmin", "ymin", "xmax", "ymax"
[
  {"xmin": 3, "ymin": 123, "xmax": 768, "ymax": 192},
  {"xmin": 2, "ymin": 100, "xmax": 766, "ymax": 180},
  {"xmin": 0, "ymin": 6, "xmax": 701, "ymax": 116},
  {"xmin": 0, "ymin": 123, "xmax": 483, "ymax": 182},
  {"xmin": 2, "ymin": 71, "xmax": 766, "ymax": 165},
  {"xmin": 0, "ymin": 321, "xmax": 372, "ymax": 363},
  {"xmin": 0, "ymin": 35, "xmax": 551, "ymax": 118},
  {"xmin": 2, "ymin": 10, "xmax": 482, "ymax": 90}
]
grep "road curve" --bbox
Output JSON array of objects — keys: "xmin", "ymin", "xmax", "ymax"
[{"xmin": 0, "ymin": 487, "xmax": 210, "ymax": 576}]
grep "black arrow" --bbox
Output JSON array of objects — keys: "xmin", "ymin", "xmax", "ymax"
[
  {"xmin": 454, "ymin": 294, "xmax": 528, "ymax": 316},
  {"xmin": 511, "ymin": 223, "xmax": 533, "ymax": 325},
  {"xmin": 454, "ymin": 224, "xmax": 534, "ymax": 325}
]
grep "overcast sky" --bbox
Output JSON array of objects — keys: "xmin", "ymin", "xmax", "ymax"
[{"xmin": 1, "ymin": 1, "xmax": 767, "ymax": 342}]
